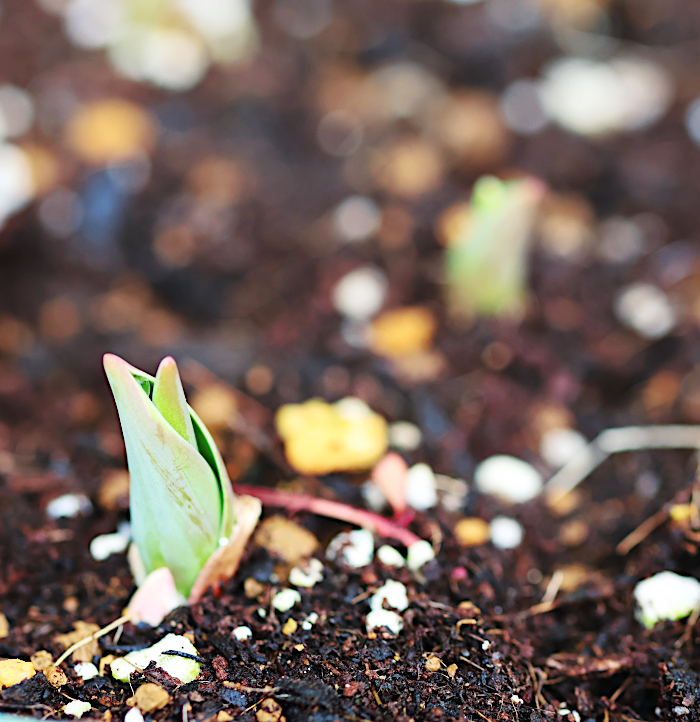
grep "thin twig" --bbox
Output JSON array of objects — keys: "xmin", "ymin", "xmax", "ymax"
[
  {"xmin": 234, "ymin": 484, "xmax": 422, "ymax": 547},
  {"xmin": 609, "ymin": 676, "xmax": 632, "ymax": 704},
  {"xmin": 616, "ymin": 489, "xmax": 691, "ymax": 555},
  {"xmin": 459, "ymin": 655, "xmax": 486, "ymax": 672},
  {"xmin": 223, "ymin": 682, "xmax": 280, "ymax": 694},
  {"xmin": 544, "ymin": 425, "xmax": 700, "ymax": 502},
  {"xmin": 55, "ymin": 614, "xmax": 131, "ymax": 666},
  {"xmin": 675, "ymin": 600, "xmax": 700, "ymax": 649},
  {"xmin": 540, "ymin": 570, "xmax": 563, "ymax": 606}
]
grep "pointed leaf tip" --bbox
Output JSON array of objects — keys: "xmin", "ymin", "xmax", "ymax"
[
  {"xmin": 103, "ymin": 353, "xmax": 123, "ymax": 373},
  {"xmin": 153, "ymin": 356, "xmax": 196, "ymax": 446}
]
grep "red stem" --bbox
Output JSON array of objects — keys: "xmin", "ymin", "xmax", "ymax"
[{"xmin": 234, "ymin": 484, "xmax": 422, "ymax": 548}]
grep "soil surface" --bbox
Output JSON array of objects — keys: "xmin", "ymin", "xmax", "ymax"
[{"xmin": 4, "ymin": 0, "xmax": 700, "ymax": 721}]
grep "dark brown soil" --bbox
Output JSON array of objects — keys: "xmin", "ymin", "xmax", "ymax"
[{"xmin": 4, "ymin": 0, "xmax": 700, "ymax": 720}]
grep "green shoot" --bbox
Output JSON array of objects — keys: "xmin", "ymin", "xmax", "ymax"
[
  {"xmin": 103, "ymin": 354, "xmax": 236, "ymax": 597},
  {"xmin": 445, "ymin": 175, "xmax": 545, "ymax": 320}
]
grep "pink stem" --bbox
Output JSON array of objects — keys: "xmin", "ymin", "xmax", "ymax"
[{"xmin": 234, "ymin": 484, "xmax": 422, "ymax": 548}]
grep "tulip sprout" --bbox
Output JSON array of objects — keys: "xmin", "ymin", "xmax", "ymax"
[
  {"xmin": 445, "ymin": 175, "xmax": 545, "ymax": 319},
  {"xmin": 103, "ymin": 354, "xmax": 239, "ymax": 598}
]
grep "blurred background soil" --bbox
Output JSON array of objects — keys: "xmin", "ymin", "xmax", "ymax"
[{"xmin": 4, "ymin": 0, "xmax": 700, "ymax": 719}]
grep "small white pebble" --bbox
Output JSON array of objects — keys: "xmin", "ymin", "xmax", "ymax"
[
  {"xmin": 335, "ymin": 396, "xmax": 375, "ymax": 420},
  {"xmin": 257, "ymin": 608, "xmax": 267, "ymax": 618},
  {"xmin": 435, "ymin": 474, "xmax": 469, "ymax": 512},
  {"xmin": 377, "ymin": 545, "xmax": 406, "ymax": 568},
  {"xmin": 635, "ymin": 472, "xmax": 660, "ymax": 500},
  {"xmin": 110, "ymin": 634, "xmax": 200, "ymax": 684},
  {"xmin": 272, "ymin": 588, "xmax": 302, "ymax": 613},
  {"xmin": 539, "ymin": 56, "xmax": 671, "ymax": 136},
  {"xmin": 46, "ymin": 493, "xmax": 93, "ymax": 519},
  {"xmin": 326, "ymin": 529, "xmax": 375, "ymax": 569},
  {"xmin": 73, "ymin": 662, "xmax": 99, "ymax": 681},
  {"xmin": 362, "ymin": 481, "xmax": 388, "ymax": 512},
  {"xmin": 232, "ymin": 625, "xmax": 252, "ymax": 641},
  {"xmin": 474, "ymin": 455, "xmax": 543, "ymax": 504},
  {"xmin": 371, "ymin": 61, "xmax": 445, "ymax": 120},
  {"xmin": 0, "ymin": 85, "xmax": 34, "ymax": 140},
  {"xmin": 558, "ymin": 708, "xmax": 571, "ymax": 717},
  {"xmin": 125, "ymin": 708, "xmax": 145, "ymax": 722},
  {"xmin": 301, "ymin": 612, "xmax": 319, "ymax": 631},
  {"xmin": 673, "ymin": 706, "xmax": 690, "ymax": 716},
  {"xmin": 510, "ymin": 695, "xmax": 523, "ymax": 705},
  {"xmin": 332, "ymin": 267, "xmax": 387, "ymax": 320},
  {"xmin": 340, "ymin": 318, "xmax": 370, "ymax": 348},
  {"xmin": 405, "ymin": 463, "xmax": 438, "ymax": 511},
  {"xmin": 539, "ymin": 428, "xmax": 588, "ymax": 469},
  {"xmin": 614, "ymin": 282, "xmax": 676, "ymax": 339},
  {"xmin": 89, "ymin": 531, "xmax": 129, "ymax": 561},
  {"xmin": 686, "ymin": 97, "xmax": 700, "ymax": 147},
  {"xmin": 489, "ymin": 516, "xmax": 524, "ymax": 550},
  {"xmin": 289, "ymin": 558, "xmax": 324, "ymax": 588},
  {"xmin": 0, "ymin": 143, "xmax": 35, "ymax": 226},
  {"xmin": 481, "ymin": 640, "xmax": 490, "ymax": 650},
  {"xmin": 62, "ymin": 700, "xmax": 92, "ymax": 718},
  {"xmin": 527, "ymin": 568, "xmax": 543, "ymax": 585},
  {"xmin": 370, "ymin": 580, "xmax": 409, "ymax": 612},
  {"xmin": 500, "ymin": 79, "xmax": 548, "ymax": 135},
  {"xmin": 634, "ymin": 571, "xmax": 700, "ymax": 629},
  {"xmin": 38, "ymin": 188, "xmax": 83, "ymax": 238},
  {"xmin": 317, "ymin": 110, "xmax": 363, "ymax": 157},
  {"xmin": 407, "ymin": 540, "xmax": 435, "ymax": 571},
  {"xmin": 388, "ymin": 421, "xmax": 423, "ymax": 451},
  {"xmin": 333, "ymin": 196, "xmax": 381, "ymax": 242},
  {"xmin": 366, "ymin": 608, "xmax": 404, "ymax": 635},
  {"xmin": 597, "ymin": 216, "xmax": 646, "ymax": 264},
  {"xmin": 572, "ymin": 712, "xmax": 581, "ymax": 722}
]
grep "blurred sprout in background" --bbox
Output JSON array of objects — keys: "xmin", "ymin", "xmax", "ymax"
[
  {"xmin": 444, "ymin": 175, "xmax": 545, "ymax": 321},
  {"xmin": 43, "ymin": 0, "xmax": 258, "ymax": 91}
]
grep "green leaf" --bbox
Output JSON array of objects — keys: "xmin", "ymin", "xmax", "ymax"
[
  {"xmin": 103, "ymin": 354, "xmax": 235, "ymax": 596},
  {"xmin": 153, "ymin": 357, "xmax": 197, "ymax": 447}
]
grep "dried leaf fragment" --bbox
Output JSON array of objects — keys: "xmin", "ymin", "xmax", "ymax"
[
  {"xmin": 30, "ymin": 650, "xmax": 53, "ymax": 671},
  {"xmin": 281, "ymin": 619, "xmax": 298, "ymax": 636},
  {"xmin": 0, "ymin": 659, "xmax": 35, "ymax": 688},
  {"xmin": 44, "ymin": 665, "xmax": 68, "ymax": 687},
  {"xmin": 244, "ymin": 577, "xmax": 265, "ymax": 598},
  {"xmin": 188, "ymin": 495, "xmax": 262, "ymax": 603},
  {"xmin": 256, "ymin": 698, "xmax": 285, "ymax": 722},
  {"xmin": 98, "ymin": 470, "xmax": 130, "ymax": 511},
  {"xmin": 425, "ymin": 654, "xmax": 441, "ymax": 672},
  {"xmin": 55, "ymin": 621, "xmax": 101, "ymax": 663},
  {"xmin": 254, "ymin": 515, "xmax": 318, "ymax": 565},
  {"xmin": 454, "ymin": 518, "xmax": 490, "ymax": 547},
  {"xmin": 275, "ymin": 397, "xmax": 388, "ymax": 475},
  {"xmin": 127, "ymin": 683, "xmax": 171, "ymax": 713}
]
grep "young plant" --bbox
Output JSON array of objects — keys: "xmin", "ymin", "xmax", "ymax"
[
  {"xmin": 103, "ymin": 354, "xmax": 243, "ymax": 598},
  {"xmin": 445, "ymin": 175, "xmax": 545, "ymax": 320}
]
